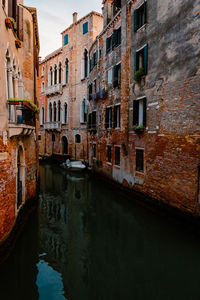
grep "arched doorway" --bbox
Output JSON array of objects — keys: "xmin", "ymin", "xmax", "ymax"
[
  {"xmin": 62, "ymin": 136, "xmax": 68, "ymax": 155},
  {"xmin": 17, "ymin": 146, "xmax": 25, "ymax": 210}
]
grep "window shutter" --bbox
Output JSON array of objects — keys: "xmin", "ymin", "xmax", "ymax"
[
  {"xmin": 80, "ymin": 101, "xmax": 84, "ymax": 123},
  {"xmin": 113, "ymin": 65, "xmax": 118, "ymax": 87},
  {"xmin": 106, "ymin": 38, "xmax": 109, "ymax": 54},
  {"xmin": 105, "ymin": 108, "xmax": 109, "ymax": 128},
  {"xmin": 143, "ymin": 98, "xmax": 147, "ymax": 127},
  {"xmin": 133, "ymin": 100, "xmax": 139, "ymax": 126},
  {"xmin": 134, "ymin": 9, "xmax": 138, "ymax": 32},
  {"xmin": 113, "ymin": 106, "xmax": 117, "ymax": 128},
  {"xmin": 64, "ymin": 34, "xmax": 68, "ymax": 45},
  {"xmin": 81, "ymin": 57, "xmax": 85, "ymax": 80},
  {"xmin": 118, "ymin": 27, "xmax": 121, "ymax": 45},
  {"xmin": 144, "ymin": 45, "xmax": 148, "ymax": 75},
  {"xmin": 88, "ymin": 113, "xmax": 92, "ymax": 129},
  {"xmin": 134, "ymin": 52, "xmax": 138, "ymax": 74},
  {"xmin": 83, "ymin": 22, "xmax": 88, "ymax": 35},
  {"xmin": 112, "ymin": 30, "xmax": 117, "ymax": 49},
  {"xmin": 144, "ymin": 1, "xmax": 147, "ymax": 24}
]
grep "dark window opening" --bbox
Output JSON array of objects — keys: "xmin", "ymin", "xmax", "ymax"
[
  {"xmin": 93, "ymin": 144, "xmax": 96, "ymax": 158},
  {"xmin": 112, "ymin": 27, "xmax": 121, "ymax": 49},
  {"xmin": 54, "ymin": 66, "xmax": 57, "ymax": 85},
  {"xmin": 106, "ymin": 36, "xmax": 112, "ymax": 54},
  {"xmin": 115, "ymin": 147, "xmax": 120, "ymax": 166},
  {"xmin": 113, "ymin": 105, "xmax": 120, "ymax": 128},
  {"xmin": 65, "ymin": 59, "xmax": 69, "ymax": 84},
  {"xmin": 52, "ymin": 134, "xmax": 55, "ymax": 142},
  {"xmin": 38, "ymin": 135, "xmax": 41, "ymax": 141},
  {"xmin": 49, "ymin": 103, "xmax": 53, "ymax": 122},
  {"xmin": 88, "ymin": 113, "xmax": 92, "ymax": 129},
  {"xmin": 133, "ymin": 98, "xmax": 147, "ymax": 127},
  {"xmin": 50, "ymin": 67, "xmax": 53, "ymax": 86},
  {"xmin": 136, "ymin": 149, "xmax": 144, "ymax": 172},
  {"xmin": 105, "ymin": 107, "xmax": 112, "ymax": 129},
  {"xmin": 134, "ymin": 2, "xmax": 147, "ymax": 32},
  {"xmin": 59, "ymin": 63, "xmax": 62, "ymax": 84},
  {"xmin": 84, "ymin": 50, "xmax": 88, "ymax": 78},
  {"xmin": 58, "ymin": 101, "xmax": 61, "ymax": 122},
  {"xmin": 107, "ymin": 145, "xmax": 112, "ymax": 163},
  {"xmin": 75, "ymin": 134, "xmax": 81, "ymax": 144},
  {"xmin": 92, "ymin": 111, "xmax": 96, "ymax": 129},
  {"xmin": 134, "ymin": 45, "xmax": 148, "ymax": 75},
  {"xmin": 113, "ymin": 64, "xmax": 121, "ymax": 88},
  {"xmin": 88, "ymin": 84, "xmax": 93, "ymax": 100},
  {"xmin": 112, "ymin": 0, "xmax": 121, "ymax": 16},
  {"xmin": 64, "ymin": 103, "xmax": 68, "ymax": 124},
  {"xmin": 53, "ymin": 102, "xmax": 57, "ymax": 122}
]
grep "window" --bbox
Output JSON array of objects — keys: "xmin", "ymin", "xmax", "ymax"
[
  {"xmin": 112, "ymin": 0, "xmax": 121, "ymax": 16},
  {"xmin": 93, "ymin": 143, "xmax": 96, "ymax": 158},
  {"xmin": 105, "ymin": 107, "xmax": 112, "ymax": 129},
  {"xmin": 58, "ymin": 101, "xmax": 61, "ymax": 122},
  {"xmin": 84, "ymin": 50, "xmax": 88, "ymax": 78},
  {"xmin": 53, "ymin": 102, "xmax": 57, "ymax": 122},
  {"xmin": 41, "ymin": 82, "xmax": 44, "ymax": 93},
  {"xmin": 107, "ymin": 68, "xmax": 113, "ymax": 87},
  {"xmin": 59, "ymin": 63, "xmax": 62, "ymax": 84},
  {"xmin": 50, "ymin": 67, "xmax": 53, "ymax": 86},
  {"xmin": 54, "ymin": 65, "xmax": 57, "ymax": 85},
  {"xmin": 38, "ymin": 135, "xmax": 41, "ymax": 141},
  {"xmin": 65, "ymin": 59, "xmax": 69, "ymax": 84},
  {"xmin": 133, "ymin": 97, "xmax": 147, "ymax": 127},
  {"xmin": 41, "ymin": 107, "xmax": 45, "ymax": 125},
  {"xmin": 107, "ymin": 145, "xmax": 112, "ymax": 163},
  {"xmin": 115, "ymin": 146, "xmax": 120, "ymax": 166},
  {"xmin": 134, "ymin": 2, "xmax": 147, "ymax": 32},
  {"xmin": 106, "ymin": 36, "xmax": 112, "ymax": 54},
  {"xmin": 64, "ymin": 34, "xmax": 68, "ymax": 45},
  {"xmin": 64, "ymin": 103, "xmax": 68, "ymax": 124},
  {"xmin": 75, "ymin": 134, "xmax": 81, "ymax": 143},
  {"xmin": 112, "ymin": 27, "xmax": 121, "ymax": 49},
  {"xmin": 134, "ymin": 45, "xmax": 148, "ymax": 75},
  {"xmin": 49, "ymin": 103, "xmax": 52, "ymax": 122},
  {"xmin": 41, "ymin": 66, "xmax": 45, "ymax": 77},
  {"xmin": 83, "ymin": 22, "xmax": 88, "ymax": 35},
  {"xmin": 94, "ymin": 79, "xmax": 97, "ymax": 93},
  {"xmin": 90, "ymin": 51, "xmax": 98, "ymax": 72},
  {"xmin": 52, "ymin": 134, "xmax": 55, "ymax": 142},
  {"xmin": 88, "ymin": 113, "xmax": 92, "ymax": 129},
  {"xmin": 113, "ymin": 63, "xmax": 121, "ymax": 88},
  {"xmin": 136, "ymin": 149, "xmax": 144, "ymax": 172},
  {"xmin": 92, "ymin": 111, "xmax": 96, "ymax": 129},
  {"xmin": 114, "ymin": 105, "xmax": 120, "ymax": 128},
  {"xmin": 88, "ymin": 84, "xmax": 92, "ymax": 100},
  {"xmin": 80, "ymin": 99, "xmax": 87, "ymax": 123}
]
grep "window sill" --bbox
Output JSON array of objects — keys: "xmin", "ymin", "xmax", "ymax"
[
  {"xmin": 136, "ymin": 23, "xmax": 147, "ymax": 33},
  {"xmin": 114, "ymin": 164, "xmax": 120, "ymax": 169},
  {"xmin": 107, "ymin": 162, "xmax": 112, "ymax": 166},
  {"xmin": 115, "ymin": 127, "xmax": 120, "ymax": 130}
]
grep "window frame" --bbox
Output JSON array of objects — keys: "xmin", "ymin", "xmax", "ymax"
[
  {"xmin": 114, "ymin": 146, "xmax": 121, "ymax": 167},
  {"xmin": 107, "ymin": 145, "xmax": 112, "ymax": 164},
  {"xmin": 133, "ymin": 96, "xmax": 147, "ymax": 127},
  {"xmin": 136, "ymin": 148, "xmax": 144, "ymax": 173},
  {"xmin": 134, "ymin": 1, "xmax": 147, "ymax": 32}
]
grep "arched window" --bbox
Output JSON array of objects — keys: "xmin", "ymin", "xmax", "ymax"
[
  {"xmin": 65, "ymin": 59, "xmax": 69, "ymax": 84},
  {"xmin": 54, "ymin": 65, "xmax": 57, "ymax": 85},
  {"xmin": 53, "ymin": 102, "xmax": 57, "ymax": 122},
  {"xmin": 59, "ymin": 63, "xmax": 62, "ymax": 84},
  {"xmin": 64, "ymin": 103, "xmax": 68, "ymax": 124},
  {"xmin": 75, "ymin": 134, "xmax": 81, "ymax": 144},
  {"xmin": 58, "ymin": 101, "xmax": 61, "ymax": 122},
  {"xmin": 41, "ymin": 107, "xmax": 45, "ymax": 125},
  {"xmin": 84, "ymin": 49, "xmax": 88, "ymax": 78},
  {"xmin": 49, "ymin": 103, "xmax": 53, "ymax": 122},
  {"xmin": 50, "ymin": 67, "xmax": 53, "ymax": 86}
]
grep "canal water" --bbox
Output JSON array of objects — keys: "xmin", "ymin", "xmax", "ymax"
[{"xmin": 1, "ymin": 162, "xmax": 200, "ymax": 300}]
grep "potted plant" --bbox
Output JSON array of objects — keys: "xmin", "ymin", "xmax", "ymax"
[
  {"xmin": 134, "ymin": 67, "xmax": 144, "ymax": 83},
  {"xmin": 135, "ymin": 125, "xmax": 145, "ymax": 133},
  {"xmin": 5, "ymin": 17, "xmax": 14, "ymax": 29},
  {"xmin": 15, "ymin": 40, "xmax": 22, "ymax": 49}
]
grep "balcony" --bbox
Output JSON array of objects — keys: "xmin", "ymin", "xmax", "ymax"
[
  {"xmin": 44, "ymin": 122, "xmax": 62, "ymax": 130},
  {"xmin": 8, "ymin": 100, "xmax": 36, "ymax": 138},
  {"xmin": 45, "ymin": 84, "xmax": 63, "ymax": 96}
]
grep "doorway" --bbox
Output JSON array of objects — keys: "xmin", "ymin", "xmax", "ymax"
[{"xmin": 62, "ymin": 136, "xmax": 68, "ymax": 155}]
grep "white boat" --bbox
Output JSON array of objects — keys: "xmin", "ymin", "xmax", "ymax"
[{"xmin": 61, "ymin": 159, "xmax": 86, "ymax": 172}]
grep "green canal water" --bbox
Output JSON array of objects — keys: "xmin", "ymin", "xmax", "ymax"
[{"xmin": 0, "ymin": 162, "xmax": 200, "ymax": 300}]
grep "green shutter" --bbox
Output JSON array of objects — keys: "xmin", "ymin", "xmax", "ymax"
[
  {"xmin": 112, "ymin": 30, "xmax": 117, "ymax": 49},
  {"xmin": 118, "ymin": 27, "xmax": 121, "ymax": 45},
  {"xmin": 134, "ymin": 9, "xmax": 138, "ymax": 32},
  {"xmin": 143, "ymin": 98, "xmax": 147, "ymax": 126},
  {"xmin": 144, "ymin": 1, "xmax": 147, "ymax": 24},
  {"xmin": 83, "ymin": 22, "xmax": 88, "ymax": 35},
  {"xmin": 144, "ymin": 45, "xmax": 148, "ymax": 75},
  {"xmin": 134, "ymin": 52, "xmax": 138, "ymax": 73},
  {"xmin": 64, "ymin": 34, "xmax": 68, "ymax": 45},
  {"xmin": 133, "ymin": 100, "xmax": 139, "ymax": 126}
]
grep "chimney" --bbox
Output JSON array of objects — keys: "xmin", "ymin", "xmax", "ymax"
[{"xmin": 73, "ymin": 12, "xmax": 78, "ymax": 24}]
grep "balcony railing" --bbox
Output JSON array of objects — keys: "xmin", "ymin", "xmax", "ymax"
[
  {"xmin": 44, "ymin": 122, "xmax": 62, "ymax": 130},
  {"xmin": 8, "ymin": 100, "xmax": 36, "ymax": 138},
  {"xmin": 45, "ymin": 84, "xmax": 63, "ymax": 96}
]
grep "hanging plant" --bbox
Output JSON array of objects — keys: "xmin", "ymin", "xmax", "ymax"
[
  {"xmin": 8, "ymin": 98, "xmax": 40, "ymax": 114},
  {"xmin": 5, "ymin": 17, "xmax": 14, "ymax": 29},
  {"xmin": 134, "ymin": 67, "xmax": 144, "ymax": 83}
]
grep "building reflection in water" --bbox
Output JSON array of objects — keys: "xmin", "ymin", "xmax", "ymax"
[{"xmin": 1, "ymin": 162, "xmax": 200, "ymax": 300}]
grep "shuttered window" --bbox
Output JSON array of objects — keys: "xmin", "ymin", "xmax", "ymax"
[
  {"xmin": 105, "ymin": 107, "xmax": 112, "ymax": 129},
  {"xmin": 133, "ymin": 97, "xmax": 147, "ymax": 127},
  {"xmin": 83, "ymin": 22, "xmax": 88, "ymax": 35},
  {"xmin": 134, "ymin": 2, "xmax": 147, "ymax": 32},
  {"xmin": 112, "ymin": 27, "xmax": 121, "ymax": 49},
  {"xmin": 113, "ymin": 105, "xmax": 120, "ymax": 128},
  {"xmin": 134, "ymin": 45, "xmax": 148, "ymax": 75},
  {"xmin": 113, "ymin": 64, "xmax": 121, "ymax": 88},
  {"xmin": 64, "ymin": 34, "xmax": 68, "ymax": 45},
  {"xmin": 106, "ymin": 36, "xmax": 112, "ymax": 54},
  {"xmin": 136, "ymin": 149, "xmax": 144, "ymax": 172}
]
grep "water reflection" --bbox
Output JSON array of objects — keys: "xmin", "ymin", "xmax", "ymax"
[{"xmin": 1, "ymin": 162, "xmax": 200, "ymax": 300}]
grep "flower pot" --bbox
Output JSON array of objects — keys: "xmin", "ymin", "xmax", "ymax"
[
  {"xmin": 5, "ymin": 18, "xmax": 13, "ymax": 29},
  {"xmin": 15, "ymin": 40, "xmax": 22, "ymax": 49}
]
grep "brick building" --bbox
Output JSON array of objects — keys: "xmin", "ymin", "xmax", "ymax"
[
  {"xmin": 0, "ymin": 0, "xmax": 39, "ymax": 242},
  {"xmin": 87, "ymin": 0, "xmax": 200, "ymax": 215},
  {"xmin": 38, "ymin": 12, "xmax": 103, "ymax": 160}
]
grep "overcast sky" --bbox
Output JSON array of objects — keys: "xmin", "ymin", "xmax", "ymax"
[{"xmin": 24, "ymin": 0, "xmax": 102, "ymax": 58}]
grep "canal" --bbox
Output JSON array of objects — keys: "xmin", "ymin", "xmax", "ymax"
[{"xmin": 1, "ymin": 162, "xmax": 200, "ymax": 299}]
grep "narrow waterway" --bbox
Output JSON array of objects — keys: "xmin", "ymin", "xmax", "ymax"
[{"xmin": 1, "ymin": 162, "xmax": 200, "ymax": 300}]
